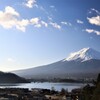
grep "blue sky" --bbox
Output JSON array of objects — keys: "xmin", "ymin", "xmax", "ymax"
[{"xmin": 0, "ymin": 0, "xmax": 100, "ymax": 71}]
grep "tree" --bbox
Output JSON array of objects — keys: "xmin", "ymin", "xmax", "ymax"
[
  {"xmin": 92, "ymin": 83, "xmax": 100, "ymax": 100},
  {"xmin": 60, "ymin": 88, "xmax": 66, "ymax": 95},
  {"xmin": 97, "ymin": 73, "xmax": 100, "ymax": 84}
]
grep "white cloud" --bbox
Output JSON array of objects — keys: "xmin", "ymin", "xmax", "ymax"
[
  {"xmin": 0, "ymin": 6, "xmax": 63, "ymax": 32},
  {"xmin": 50, "ymin": 22, "xmax": 61, "ymax": 29},
  {"xmin": 25, "ymin": 0, "xmax": 36, "ymax": 8},
  {"xmin": 91, "ymin": 8, "xmax": 100, "ymax": 15},
  {"xmin": 50, "ymin": 6, "xmax": 55, "ymax": 8},
  {"xmin": 86, "ymin": 9, "xmax": 100, "ymax": 36},
  {"xmin": 41, "ymin": 21, "xmax": 48, "ymax": 27},
  {"xmin": 87, "ymin": 8, "xmax": 100, "ymax": 26},
  {"xmin": 5, "ymin": 6, "xmax": 19, "ymax": 16},
  {"xmin": 30, "ymin": 18, "xmax": 48, "ymax": 28},
  {"xmin": 39, "ymin": 6, "xmax": 49, "ymax": 15},
  {"xmin": 87, "ymin": 16, "xmax": 100, "ymax": 26},
  {"xmin": 0, "ymin": 6, "xmax": 30, "ymax": 32},
  {"xmin": 61, "ymin": 22, "xmax": 68, "ymax": 25},
  {"xmin": 34, "ymin": 24, "xmax": 41, "ymax": 28},
  {"xmin": 61, "ymin": 21, "xmax": 72, "ymax": 26},
  {"xmin": 48, "ymin": 17, "xmax": 53, "ymax": 21},
  {"xmin": 94, "ymin": 30, "xmax": 100, "ymax": 35},
  {"xmin": 85, "ymin": 29, "xmax": 94, "ymax": 33},
  {"xmin": 30, "ymin": 17, "xmax": 39, "ymax": 25},
  {"xmin": 0, "ymin": 7, "xmax": 49, "ymax": 32},
  {"xmin": 85, "ymin": 29, "xmax": 100, "ymax": 35},
  {"xmin": 50, "ymin": 5, "xmax": 57, "ymax": 11},
  {"xmin": 76, "ymin": 19, "xmax": 84, "ymax": 24},
  {"xmin": 16, "ymin": 19, "xmax": 29, "ymax": 32},
  {"xmin": 68, "ymin": 23, "xmax": 72, "ymax": 26},
  {"xmin": 0, "ymin": 6, "xmax": 19, "ymax": 29},
  {"xmin": 7, "ymin": 58, "xmax": 15, "ymax": 63}
]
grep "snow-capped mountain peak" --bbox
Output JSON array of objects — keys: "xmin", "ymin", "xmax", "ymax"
[{"xmin": 64, "ymin": 47, "xmax": 100, "ymax": 62}]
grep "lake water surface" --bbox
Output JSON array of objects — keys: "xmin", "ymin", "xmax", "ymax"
[{"xmin": 0, "ymin": 82, "xmax": 86, "ymax": 92}]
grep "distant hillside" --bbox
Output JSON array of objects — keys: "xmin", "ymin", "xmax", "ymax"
[
  {"xmin": 12, "ymin": 59, "xmax": 100, "ymax": 79},
  {"xmin": 0, "ymin": 71, "xmax": 29, "ymax": 83}
]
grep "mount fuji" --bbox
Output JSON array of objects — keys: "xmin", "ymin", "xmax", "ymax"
[
  {"xmin": 64, "ymin": 47, "xmax": 100, "ymax": 62},
  {"xmin": 12, "ymin": 48, "xmax": 100, "ymax": 79}
]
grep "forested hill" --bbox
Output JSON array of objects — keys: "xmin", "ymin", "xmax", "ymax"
[{"xmin": 0, "ymin": 71, "xmax": 29, "ymax": 83}]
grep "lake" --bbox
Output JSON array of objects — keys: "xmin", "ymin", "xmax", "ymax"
[{"xmin": 0, "ymin": 82, "xmax": 86, "ymax": 92}]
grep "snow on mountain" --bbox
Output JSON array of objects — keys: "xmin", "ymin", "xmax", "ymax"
[{"xmin": 64, "ymin": 47, "xmax": 100, "ymax": 62}]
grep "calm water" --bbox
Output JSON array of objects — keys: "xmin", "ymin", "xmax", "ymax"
[{"xmin": 0, "ymin": 82, "xmax": 85, "ymax": 92}]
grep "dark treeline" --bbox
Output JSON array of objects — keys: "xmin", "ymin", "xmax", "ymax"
[
  {"xmin": 28, "ymin": 78, "xmax": 92, "ymax": 83},
  {"xmin": 81, "ymin": 73, "xmax": 100, "ymax": 100}
]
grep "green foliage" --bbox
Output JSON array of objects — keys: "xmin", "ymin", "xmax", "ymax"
[
  {"xmin": 60, "ymin": 88, "xmax": 66, "ymax": 95},
  {"xmin": 97, "ymin": 73, "xmax": 100, "ymax": 83},
  {"xmin": 92, "ymin": 83, "xmax": 100, "ymax": 100},
  {"xmin": 82, "ymin": 73, "xmax": 100, "ymax": 100},
  {"xmin": 82, "ymin": 84, "xmax": 93, "ymax": 100}
]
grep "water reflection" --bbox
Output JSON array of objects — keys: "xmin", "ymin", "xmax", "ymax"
[{"xmin": 0, "ymin": 82, "xmax": 85, "ymax": 92}]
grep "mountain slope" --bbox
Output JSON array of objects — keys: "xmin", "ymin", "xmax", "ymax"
[{"xmin": 12, "ymin": 48, "xmax": 100, "ymax": 79}]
